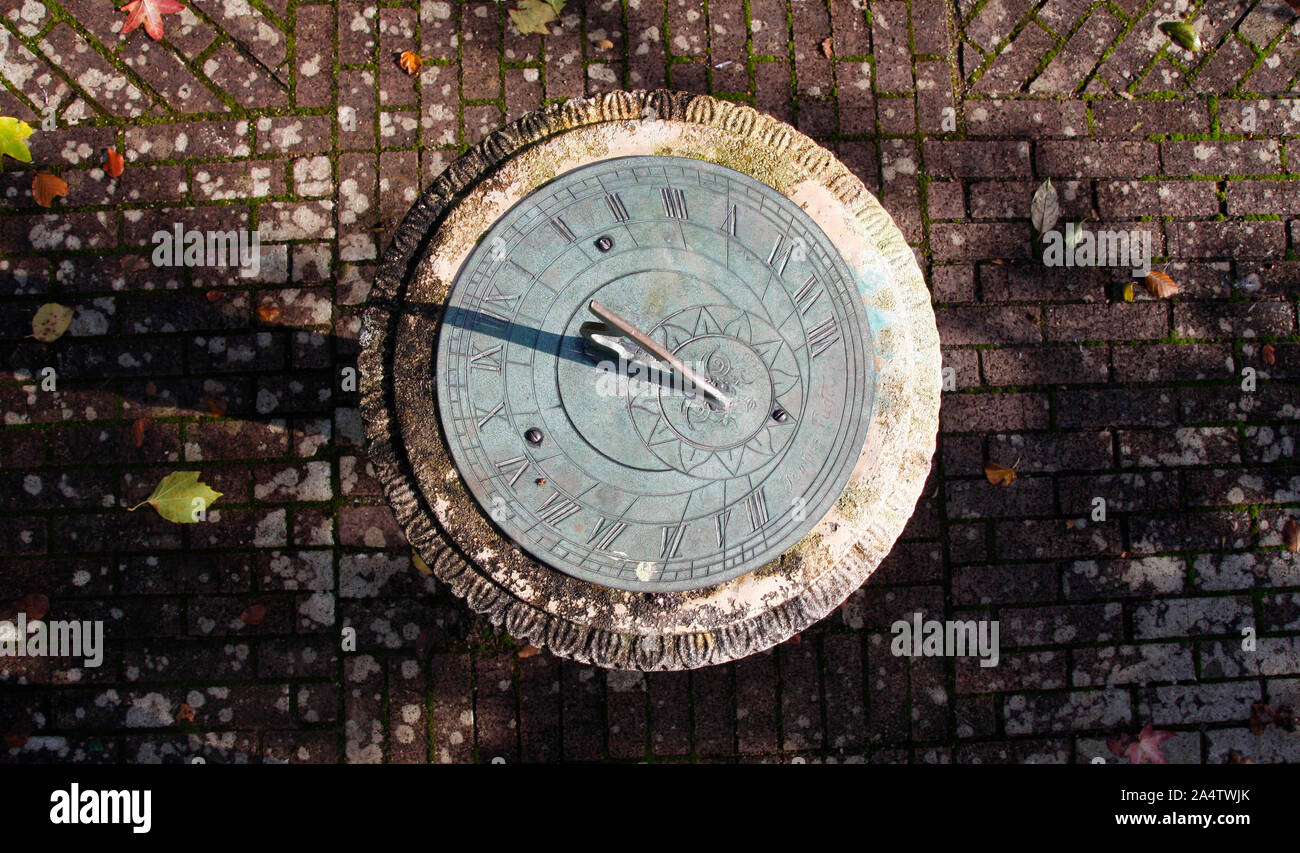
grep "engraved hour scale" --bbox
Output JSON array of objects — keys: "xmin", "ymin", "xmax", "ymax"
[{"xmin": 361, "ymin": 92, "xmax": 940, "ymax": 670}]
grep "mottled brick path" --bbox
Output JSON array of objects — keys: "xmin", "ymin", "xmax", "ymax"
[{"xmin": 0, "ymin": 0, "xmax": 1297, "ymax": 763}]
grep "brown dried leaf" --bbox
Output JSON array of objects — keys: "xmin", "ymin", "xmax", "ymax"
[
  {"xmin": 240, "ymin": 604, "xmax": 266, "ymax": 626},
  {"xmin": 205, "ymin": 289, "xmax": 223, "ymax": 302},
  {"xmin": 257, "ymin": 303, "xmax": 282, "ymax": 323},
  {"xmin": 1144, "ymin": 270, "xmax": 1179, "ymax": 298},
  {"xmin": 1226, "ymin": 748, "xmax": 1254, "ymax": 764},
  {"xmin": 984, "ymin": 458, "xmax": 1019, "ymax": 487},
  {"xmin": 32, "ymin": 172, "xmax": 68, "ymax": 207},
  {"xmin": 1249, "ymin": 701, "xmax": 1270, "ymax": 735},
  {"xmin": 132, "ymin": 417, "xmax": 149, "ymax": 448},
  {"xmin": 595, "ymin": 38, "xmax": 613, "ymax": 50},
  {"xmin": 1284, "ymin": 518, "xmax": 1300, "ymax": 553},
  {"xmin": 820, "ymin": 37, "xmax": 833, "ymax": 58},
  {"xmin": 175, "ymin": 703, "xmax": 195, "ymax": 724},
  {"xmin": 201, "ymin": 392, "xmax": 227, "ymax": 416},
  {"xmin": 13, "ymin": 593, "xmax": 49, "ymax": 620},
  {"xmin": 517, "ymin": 644, "xmax": 541, "ymax": 659},
  {"xmin": 3, "ymin": 720, "xmax": 33, "ymax": 750},
  {"xmin": 412, "ymin": 551, "xmax": 433, "ymax": 575},
  {"xmin": 105, "ymin": 148, "xmax": 125, "ymax": 178},
  {"xmin": 145, "ymin": 380, "xmax": 157, "ymax": 396},
  {"xmin": 1261, "ymin": 343, "xmax": 1276, "ymax": 365},
  {"xmin": 398, "ymin": 50, "xmax": 423, "ymax": 76}
]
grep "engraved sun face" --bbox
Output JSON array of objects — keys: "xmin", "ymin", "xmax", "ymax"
[{"xmin": 435, "ymin": 156, "xmax": 874, "ymax": 592}]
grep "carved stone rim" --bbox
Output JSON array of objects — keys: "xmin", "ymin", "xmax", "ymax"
[{"xmin": 360, "ymin": 91, "xmax": 941, "ymax": 671}]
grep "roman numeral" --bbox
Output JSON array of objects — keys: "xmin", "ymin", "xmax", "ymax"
[
  {"xmin": 469, "ymin": 343, "xmax": 503, "ymax": 371},
  {"xmin": 745, "ymin": 489, "xmax": 769, "ymax": 531},
  {"xmin": 720, "ymin": 204, "xmax": 737, "ymax": 236},
  {"xmin": 661, "ymin": 187, "xmax": 689, "ymax": 219},
  {"xmin": 793, "ymin": 275, "xmax": 822, "ymax": 315},
  {"xmin": 477, "ymin": 288, "xmax": 519, "ymax": 322},
  {"xmin": 495, "ymin": 455, "xmax": 529, "ymax": 487},
  {"xmin": 767, "ymin": 236, "xmax": 793, "ymax": 276},
  {"xmin": 660, "ymin": 523, "xmax": 687, "ymax": 559},
  {"xmin": 475, "ymin": 401, "xmax": 505, "ymax": 428},
  {"xmin": 605, "ymin": 192, "xmax": 629, "ymax": 222},
  {"xmin": 587, "ymin": 518, "xmax": 627, "ymax": 550},
  {"xmin": 549, "ymin": 217, "xmax": 576, "ymax": 243},
  {"xmin": 807, "ymin": 317, "xmax": 840, "ymax": 358},
  {"xmin": 536, "ymin": 491, "xmax": 581, "ymax": 526},
  {"xmin": 714, "ymin": 510, "xmax": 731, "ymax": 547}
]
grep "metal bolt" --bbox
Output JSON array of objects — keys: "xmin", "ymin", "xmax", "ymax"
[
  {"xmin": 594, "ymin": 235, "xmax": 614, "ymax": 252},
  {"xmin": 525, "ymin": 428, "xmax": 543, "ymax": 446},
  {"xmin": 772, "ymin": 407, "xmax": 789, "ymax": 423}
]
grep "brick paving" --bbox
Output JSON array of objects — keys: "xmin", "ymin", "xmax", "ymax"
[{"xmin": 0, "ymin": 0, "xmax": 1297, "ymax": 763}]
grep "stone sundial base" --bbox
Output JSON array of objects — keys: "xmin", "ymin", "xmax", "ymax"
[{"xmin": 360, "ymin": 90, "xmax": 940, "ymax": 671}]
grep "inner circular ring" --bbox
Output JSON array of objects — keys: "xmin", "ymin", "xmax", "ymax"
[{"xmin": 656, "ymin": 334, "xmax": 773, "ymax": 450}]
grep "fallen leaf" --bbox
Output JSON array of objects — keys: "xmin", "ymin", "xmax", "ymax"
[
  {"xmin": 1122, "ymin": 282, "xmax": 1135, "ymax": 302},
  {"xmin": 104, "ymin": 148, "xmax": 125, "ymax": 178},
  {"xmin": 1225, "ymin": 748, "xmax": 1254, "ymax": 764},
  {"xmin": 517, "ymin": 644, "xmax": 541, "ymax": 659},
  {"xmin": 132, "ymin": 417, "xmax": 149, "ymax": 448},
  {"xmin": 240, "ymin": 604, "xmax": 266, "ymax": 626},
  {"xmin": 820, "ymin": 37, "xmax": 833, "ymax": 58},
  {"xmin": 204, "ymin": 289, "xmax": 223, "ymax": 302},
  {"xmin": 1106, "ymin": 733, "xmax": 1131, "ymax": 758},
  {"xmin": 1284, "ymin": 518, "xmax": 1300, "ymax": 553},
  {"xmin": 145, "ymin": 380, "xmax": 157, "ymax": 396},
  {"xmin": 787, "ymin": 632, "xmax": 802, "ymax": 645},
  {"xmin": 1249, "ymin": 701, "xmax": 1270, "ymax": 735},
  {"xmin": 596, "ymin": 38, "xmax": 614, "ymax": 50},
  {"xmin": 415, "ymin": 626, "xmax": 435, "ymax": 661},
  {"xmin": 1123, "ymin": 723, "xmax": 1175, "ymax": 764},
  {"xmin": 13, "ymin": 593, "xmax": 49, "ymax": 620},
  {"xmin": 30, "ymin": 303, "xmax": 74, "ymax": 342},
  {"xmin": 1144, "ymin": 270, "xmax": 1178, "ymax": 298},
  {"xmin": 509, "ymin": 0, "xmax": 559, "ymax": 35},
  {"xmin": 32, "ymin": 173, "xmax": 68, "ymax": 207},
  {"xmin": 0, "ymin": 116, "xmax": 34, "ymax": 163},
  {"xmin": 175, "ymin": 703, "xmax": 195, "ymax": 723},
  {"xmin": 1030, "ymin": 179, "xmax": 1060, "ymax": 236},
  {"xmin": 984, "ymin": 458, "xmax": 1019, "ymax": 487},
  {"xmin": 1261, "ymin": 343, "xmax": 1276, "ymax": 365},
  {"xmin": 398, "ymin": 50, "xmax": 423, "ymax": 76},
  {"xmin": 120, "ymin": 0, "xmax": 186, "ymax": 41},
  {"xmin": 412, "ymin": 551, "xmax": 433, "ymax": 575},
  {"xmin": 257, "ymin": 302, "xmax": 282, "ymax": 323},
  {"xmin": 1159, "ymin": 20, "xmax": 1202, "ymax": 52},
  {"xmin": 1289, "ymin": 0, "xmax": 1300, "ymax": 14},
  {"xmin": 201, "ymin": 393, "xmax": 227, "ymax": 416},
  {"xmin": 127, "ymin": 471, "xmax": 222, "ymax": 524},
  {"xmin": 3, "ymin": 720, "xmax": 33, "ymax": 750}
]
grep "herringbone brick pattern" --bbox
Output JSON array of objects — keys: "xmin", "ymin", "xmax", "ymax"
[{"xmin": 0, "ymin": 0, "xmax": 1296, "ymax": 763}]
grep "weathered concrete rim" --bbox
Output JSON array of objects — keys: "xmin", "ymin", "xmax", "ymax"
[{"xmin": 360, "ymin": 90, "xmax": 941, "ymax": 671}]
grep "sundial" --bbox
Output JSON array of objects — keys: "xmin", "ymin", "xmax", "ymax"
[{"xmin": 361, "ymin": 91, "xmax": 940, "ymax": 670}]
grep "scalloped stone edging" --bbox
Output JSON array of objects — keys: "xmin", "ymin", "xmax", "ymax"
[{"xmin": 360, "ymin": 90, "xmax": 941, "ymax": 671}]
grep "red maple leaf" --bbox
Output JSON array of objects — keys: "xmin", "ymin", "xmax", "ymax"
[
  {"xmin": 1123, "ymin": 724, "xmax": 1175, "ymax": 765},
  {"xmin": 120, "ymin": 0, "xmax": 186, "ymax": 41}
]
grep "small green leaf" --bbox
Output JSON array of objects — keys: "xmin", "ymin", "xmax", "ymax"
[
  {"xmin": 0, "ymin": 116, "xmax": 34, "ymax": 164},
  {"xmin": 128, "ymin": 471, "xmax": 222, "ymax": 524},
  {"xmin": 1159, "ymin": 20, "xmax": 1202, "ymax": 52},
  {"xmin": 509, "ymin": 0, "xmax": 559, "ymax": 35}
]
